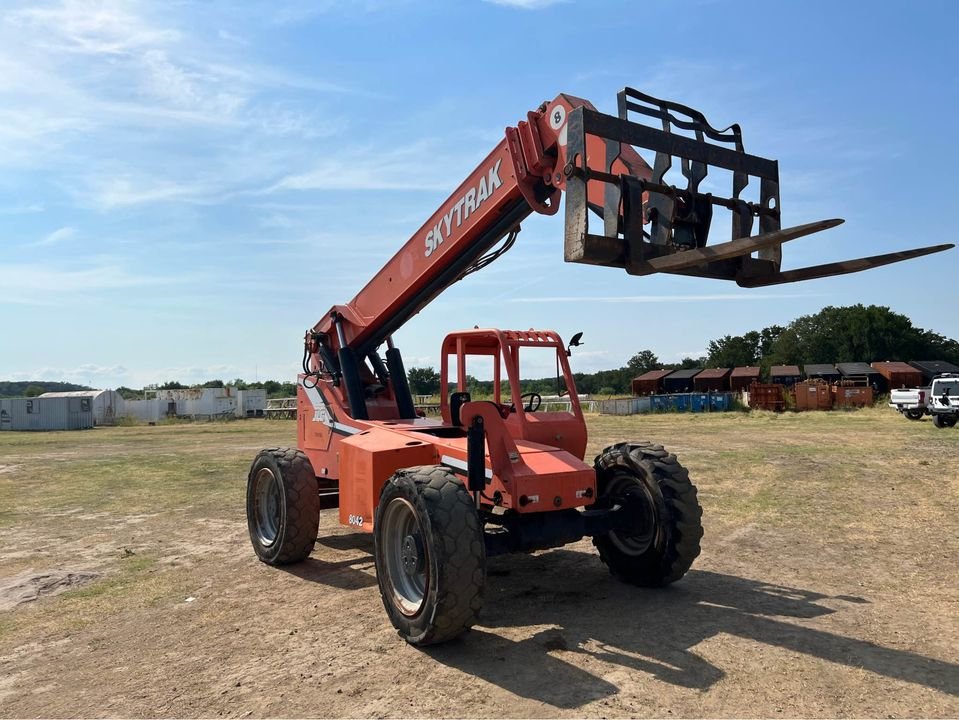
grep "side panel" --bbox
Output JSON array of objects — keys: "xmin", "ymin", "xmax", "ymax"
[
  {"xmin": 298, "ymin": 380, "xmax": 338, "ymax": 479},
  {"xmin": 338, "ymin": 430, "xmax": 439, "ymax": 531}
]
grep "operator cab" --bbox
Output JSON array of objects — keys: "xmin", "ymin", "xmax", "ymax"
[{"xmin": 435, "ymin": 328, "xmax": 588, "ymax": 459}]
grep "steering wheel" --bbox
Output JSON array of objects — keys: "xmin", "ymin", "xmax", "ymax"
[{"xmin": 509, "ymin": 392, "xmax": 542, "ymax": 413}]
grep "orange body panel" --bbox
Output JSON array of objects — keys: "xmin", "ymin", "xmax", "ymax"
[{"xmin": 338, "ymin": 429, "xmax": 439, "ymax": 531}]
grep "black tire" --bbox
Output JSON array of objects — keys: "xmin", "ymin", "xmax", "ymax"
[
  {"xmin": 904, "ymin": 409, "xmax": 924, "ymax": 421},
  {"xmin": 933, "ymin": 414, "xmax": 957, "ymax": 428},
  {"xmin": 592, "ymin": 442, "xmax": 703, "ymax": 586},
  {"xmin": 374, "ymin": 466, "xmax": 485, "ymax": 645},
  {"xmin": 247, "ymin": 448, "xmax": 320, "ymax": 565}
]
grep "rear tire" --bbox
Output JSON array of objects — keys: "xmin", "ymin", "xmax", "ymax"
[
  {"xmin": 904, "ymin": 409, "xmax": 924, "ymax": 421},
  {"xmin": 247, "ymin": 448, "xmax": 320, "ymax": 565},
  {"xmin": 592, "ymin": 442, "xmax": 703, "ymax": 586},
  {"xmin": 933, "ymin": 414, "xmax": 957, "ymax": 428},
  {"xmin": 374, "ymin": 466, "xmax": 485, "ymax": 645}
]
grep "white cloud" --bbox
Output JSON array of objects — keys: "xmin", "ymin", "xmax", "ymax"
[
  {"xmin": 6, "ymin": 364, "xmax": 130, "ymax": 385},
  {"xmin": 0, "ymin": 203, "xmax": 44, "ymax": 215},
  {"xmin": 482, "ymin": 0, "xmax": 567, "ymax": 8},
  {"xmin": 8, "ymin": 0, "xmax": 180, "ymax": 56},
  {"xmin": 0, "ymin": 0, "xmax": 351, "ymax": 188},
  {"xmin": 266, "ymin": 141, "xmax": 467, "ymax": 193},
  {"xmin": 0, "ymin": 263, "xmax": 182, "ymax": 298},
  {"xmin": 78, "ymin": 175, "xmax": 222, "ymax": 210},
  {"xmin": 35, "ymin": 226, "xmax": 76, "ymax": 246}
]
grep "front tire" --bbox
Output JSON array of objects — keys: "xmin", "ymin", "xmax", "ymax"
[
  {"xmin": 246, "ymin": 448, "xmax": 320, "ymax": 565},
  {"xmin": 592, "ymin": 442, "xmax": 703, "ymax": 586},
  {"xmin": 374, "ymin": 466, "xmax": 485, "ymax": 645}
]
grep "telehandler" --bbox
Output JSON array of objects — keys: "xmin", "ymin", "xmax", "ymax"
[{"xmin": 246, "ymin": 88, "xmax": 951, "ymax": 644}]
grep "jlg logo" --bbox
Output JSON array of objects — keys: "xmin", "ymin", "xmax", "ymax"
[{"xmin": 424, "ymin": 160, "xmax": 503, "ymax": 257}]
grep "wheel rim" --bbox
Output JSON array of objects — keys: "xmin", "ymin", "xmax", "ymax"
[
  {"xmin": 380, "ymin": 497, "xmax": 429, "ymax": 617},
  {"xmin": 605, "ymin": 472, "xmax": 660, "ymax": 556},
  {"xmin": 253, "ymin": 467, "xmax": 282, "ymax": 547}
]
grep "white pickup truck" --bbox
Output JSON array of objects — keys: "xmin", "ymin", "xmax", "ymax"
[{"xmin": 889, "ymin": 374, "xmax": 959, "ymax": 427}]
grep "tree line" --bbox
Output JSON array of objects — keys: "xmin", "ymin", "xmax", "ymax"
[
  {"xmin": 0, "ymin": 381, "xmax": 91, "ymax": 398},
  {"xmin": 406, "ymin": 305, "xmax": 959, "ymax": 397}
]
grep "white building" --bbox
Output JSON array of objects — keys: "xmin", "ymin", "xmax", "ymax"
[
  {"xmin": 141, "ymin": 387, "xmax": 238, "ymax": 419},
  {"xmin": 38, "ymin": 389, "xmax": 125, "ymax": 426},
  {"xmin": 119, "ymin": 386, "xmax": 267, "ymax": 422},
  {"xmin": 236, "ymin": 389, "xmax": 267, "ymax": 418},
  {"xmin": 0, "ymin": 396, "xmax": 94, "ymax": 431},
  {"xmin": 123, "ymin": 398, "xmax": 162, "ymax": 423}
]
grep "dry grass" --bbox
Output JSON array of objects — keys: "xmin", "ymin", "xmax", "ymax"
[{"xmin": 0, "ymin": 410, "xmax": 957, "ymax": 717}]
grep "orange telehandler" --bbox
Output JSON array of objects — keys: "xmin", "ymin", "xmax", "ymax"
[{"xmin": 246, "ymin": 88, "xmax": 951, "ymax": 645}]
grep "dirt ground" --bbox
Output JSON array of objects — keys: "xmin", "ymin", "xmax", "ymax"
[{"xmin": 0, "ymin": 409, "xmax": 957, "ymax": 718}]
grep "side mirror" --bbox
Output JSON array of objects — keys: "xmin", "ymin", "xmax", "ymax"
[{"xmin": 566, "ymin": 331, "xmax": 584, "ymax": 356}]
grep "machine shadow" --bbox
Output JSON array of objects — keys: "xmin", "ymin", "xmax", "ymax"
[
  {"xmin": 278, "ymin": 555, "xmax": 377, "ymax": 590},
  {"xmin": 427, "ymin": 550, "xmax": 958, "ymax": 708},
  {"xmin": 316, "ymin": 532, "xmax": 374, "ymax": 553}
]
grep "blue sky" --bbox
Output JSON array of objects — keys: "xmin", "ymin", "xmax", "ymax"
[{"xmin": 2, "ymin": 0, "xmax": 957, "ymax": 388}]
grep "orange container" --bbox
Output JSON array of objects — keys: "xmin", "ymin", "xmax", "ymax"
[
  {"xmin": 832, "ymin": 385, "xmax": 874, "ymax": 408},
  {"xmin": 748, "ymin": 383, "xmax": 784, "ymax": 411},
  {"xmin": 795, "ymin": 381, "xmax": 833, "ymax": 411}
]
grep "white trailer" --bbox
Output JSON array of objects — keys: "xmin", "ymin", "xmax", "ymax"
[{"xmin": 0, "ymin": 397, "xmax": 94, "ymax": 431}]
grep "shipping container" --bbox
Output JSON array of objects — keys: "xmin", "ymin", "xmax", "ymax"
[
  {"xmin": 709, "ymin": 393, "xmax": 733, "ymax": 411},
  {"xmin": 833, "ymin": 385, "xmax": 874, "ymax": 408},
  {"xmin": 39, "ymin": 389, "xmax": 125, "ymax": 426},
  {"xmin": 662, "ymin": 369, "xmax": 701, "ymax": 394},
  {"xmin": 836, "ymin": 362, "xmax": 885, "ymax": 393},
  {"xmin": 871, "ymin": 362, "xmax": 924, "ymax": 391},
  {"xmin": 693, "ymin": 368, "xmax": 731, "ymax": 392},
  {"xmin": 795, "ymin": 381, "xmax": 833, "ymax": 411},
  {"xmin": 630, "ymin": 369, "xmax": 672, "ymax": 396},
  {"xmin": 803, "ymin": 364, "xmax": 841, "ymax": 383},
  {"xmin": 730, "ymin": 366, "xmax": 761, "ymax": 392},
  {"xmin": 650, "ymin": 394, "xmax": 672, "ymax": 412},
  {"xmin": 690, "ymin": 394, "xmax": 709, "ymax": 412},
  {"xmin": 749, "ymin": 383, "xmax": 785, "ymax": 411},
  {"xmin": 908, "ymin": 360, "xmax": 959, "ymax": 384},
  {"xmin": 769, "ymin": 365, "xmax": 803, "ymax": 386}
]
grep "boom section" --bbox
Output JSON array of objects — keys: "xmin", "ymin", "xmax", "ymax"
[{"xmin": 317, "ymin": 140, "xmax": 528, "ymax": 356}]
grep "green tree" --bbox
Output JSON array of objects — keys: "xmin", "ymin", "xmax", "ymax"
[
  {"xmin": 407, "ymin": 367, "xmax": 440, "ymax": 395},
  {"xmin": 626, "ymin": 349, "xmax": 660, "ymax": 377},
  {"xmin": 706, "ymin": 334, "xmax": 757, "ymax": 368},
  {"xmin": 23, "ymin": 384, "xmax": 46, "ymax": 397},
  {"xmin": 115, "ymin": 386, "xmax": 142, "ymax": 400}
]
